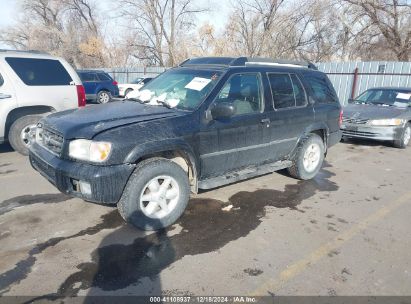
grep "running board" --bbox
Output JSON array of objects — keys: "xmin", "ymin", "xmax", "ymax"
[{"xmin": 198, "ymin": 160, "xmax": 293, "ymax": 190}]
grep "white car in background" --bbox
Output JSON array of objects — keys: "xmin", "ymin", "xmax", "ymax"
[
  {"xmin": 0, "ymin": 49, "xmax": 85, "ymax": 155},
  {"xmin": 118, "ymin": 77, "xmax": 153, "ymax": 97}
]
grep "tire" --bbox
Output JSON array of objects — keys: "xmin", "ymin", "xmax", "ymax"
[
  {"xmin": 124, "ymin": 88, "xmax": 133, "ymax": 98},
  {"xmin": 118, "ymin": 158, "xmax": 190, "ymax": 231},
  {"xmin": 8, "ymin": 115, "xmax": 43, "ymax": 156},
  {"xmin": 97, "ymin": 90, "xmax": 112, "ymax": 104},
  {"xmin": 287, "ymin": 133, "xmax": 325, "ymax": 180},
  {"xmin": 393, "ymin": 123, "xmax": 411, "ymax": 149}
]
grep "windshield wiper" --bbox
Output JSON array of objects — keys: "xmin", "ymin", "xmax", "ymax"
[
  {"xmin": 156, "ymin": 100, "xmax": 172, "ymax": 109},
  {"xmin": 371, "ymin": 101, "xmax": 394, "ymax": 106},
  {"xmin": 126, "ymin": 97, "xmax": 149, "ymax": 104},
  {"xmin": 353, "ymin": 99, "xmax": 369, "ymax": 105}
]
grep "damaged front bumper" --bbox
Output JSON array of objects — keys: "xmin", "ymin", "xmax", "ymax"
[
  {"xmin": 340, "ymin": 123, "xmax": 403, "ymax": 141},
  {"xmin": 29, "ymin": 142, "xmax": 135, "ymax": 205}
]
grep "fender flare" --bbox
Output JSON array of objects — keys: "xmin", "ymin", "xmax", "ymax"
[{"xmin": 124, "ymin": 139, "xmax": 199, "ymax": 192}]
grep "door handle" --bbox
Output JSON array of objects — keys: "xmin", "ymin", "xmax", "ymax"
[
  {"xmin": 0, "ymin": 93, "xmax": 11, "ymax": 99},
  {"xmin": 260, "ymin": 118, "xmax": 270, "ymax": 127}
]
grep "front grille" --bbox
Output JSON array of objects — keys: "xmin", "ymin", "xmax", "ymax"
[
  {"xmin": 342, "ymin": 129, "xmax": 377, "ymax": 137},
  {"xmin": 37, "ymin": 127, "xmax": 64, "ymax": 155},
  {"xmin": 342, "ymin": 117, "xmax": 369, "ymax": 124}
]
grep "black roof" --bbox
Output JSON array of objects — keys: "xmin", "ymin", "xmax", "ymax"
[{"xmin": 179, "ymin": 57, "xmax": 317, "ymax": 70}]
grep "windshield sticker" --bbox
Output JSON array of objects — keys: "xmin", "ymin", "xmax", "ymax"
[
  {"xmin": 185, "ymin": 77, "xmax": 212, "ymax": 91},
  {"xmin": 396, "ymin": 93, "xmax": 411, "ymax": 100}
]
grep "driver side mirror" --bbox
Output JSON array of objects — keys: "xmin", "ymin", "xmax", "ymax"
[{"xmin": 211, "ymin": 102, "xmax": 236, "ymax": 120}]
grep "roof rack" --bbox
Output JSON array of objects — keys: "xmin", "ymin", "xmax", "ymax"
[
  {"xmin": 0, "ymin": 49, "xmax": 50, "ymax": 55},
  {"xmin": 179, "ymin": 57, "xmax": 317, "ymax": 70},
  {"xmin": 76, "ymin": 69, "xmax": 105, "ymax": 73}
]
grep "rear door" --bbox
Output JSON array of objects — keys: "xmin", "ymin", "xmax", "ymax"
[
  {"xmin": 303, "ymin": 72, "xmax": 341, "ymax": 136},
  {"xmin": 79, "ymin": 72, "xmax": 98, "ymax": 99},
  {"xmin": 198, "ymin": 72, "xmax": 271, "ymax": 179},
  {"xmin": 265, "ymin": 72, "xmax": 314, "ymax": 160},
  {"xmin": 97, "ymin": 72, "xmax": 117, "ymax": 96},
  {"xmin": 5, "ymin": 57, "xmax": 77, "ymax": 111}
]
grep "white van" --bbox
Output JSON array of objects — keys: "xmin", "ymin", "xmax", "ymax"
[{"xmin": 0, "ymin": 50, "xmax": 85, "ymax": 155}]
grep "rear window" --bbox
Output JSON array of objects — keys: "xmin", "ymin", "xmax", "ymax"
[
  {"xmin": 97, "ymin": 73, "xmax": 112, "ymax": 81},
  {"xmin": 305, "ymin": 73, "xmax": 339, "ymax": 104},
  {"xmin": 268, "ymin": 73, "xmax": 307, "ymax": 109},
  {"xmin": 5, "ymin": 57, "xmax": 72, "ymax": 86}
]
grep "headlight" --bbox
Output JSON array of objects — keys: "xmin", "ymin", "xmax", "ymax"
[
  {"xmin": 35, "ymin": 125, "xmax": 43, "ymax": 143},
  {"xmin": 367, "ymin": 119, "xmax": 405, "ymax": 126},
  {"xmin": 69, "ymin": 139, "xmax": 112, "ymax": 162}
]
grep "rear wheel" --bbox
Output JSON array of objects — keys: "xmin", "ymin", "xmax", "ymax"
[
  {"xmin": 118, "ymin": 158, "xmax": 190, "ymax": 231},
  {"xmin": 97, "ymin": 90, "xmax": 111, "ymax": 104},
  {"xmin": 393, "ymin": 123, "xmax": 411, "ymax": 149},
  {"xmin": 9, "ymin": 115, "xmax": 42, "ymax": 155},
  {"xmin": 287, "ymin": 133, "xmax": 325, "ymax": 180}
]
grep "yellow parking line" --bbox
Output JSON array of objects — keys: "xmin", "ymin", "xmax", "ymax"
[{"xmin": 249, "ymin": 190, "xmax": 411, "ymax": 296}]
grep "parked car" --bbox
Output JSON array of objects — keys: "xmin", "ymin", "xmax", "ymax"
[
  {"xmin": 118, "ymin": 77, "xmax": 153, "ymax": 97},
  {"xmin": 0, "ymin": 49, "xmax": 85, "ymax": 155},
  {"xmin": 77, "ymin": 70, "xmax": 119, "ymax": 104},
  {"xmin": 29, "ymin": 56, "xmax": 342, "ymax": 230},
  {"xmin": 341, "ymin": 87, "xmax": 411, "ymax": 148}
]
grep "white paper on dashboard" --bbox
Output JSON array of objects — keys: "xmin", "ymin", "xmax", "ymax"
[
  {"xmin": 139, "ymin": 89, "xmax": 154, "ymax": 101},
  {"xmin": 167, "ymin": 99, "xmax": 180, "ymax": 107},
  {"xmin": 396, "ymin": 93, "xmax": 411, "ymax": 100},
  {"xmin": 185, "ymin": 77, "xmax": 211, "ymax": 91}
]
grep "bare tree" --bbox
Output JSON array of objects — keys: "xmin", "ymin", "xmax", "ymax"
[
  {"xmin": 118, "ymin": 0, "xmax": 208, "ymax": 66},
  {"xmin": 341, "ymin": 0, "xmax": 411, "ymax": 60},
  {"xmin": 0, "ymin": 0, "xmax": 106, "ymax": 68}
]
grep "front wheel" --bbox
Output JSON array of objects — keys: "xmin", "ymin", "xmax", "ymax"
[
  {"xmin": 117, "ymin": 158, "xmax": 190, "ymax": 231},
  {"xmin": 393, "ymin": 123, "xmax": 410, "ymax": 149},
  {"xmin": 8, "ymin": 115, "xmax": 43, "ymax": 155},
  {"xmin": 287, "ymin": 134, "xmax": 325, "ymax": 180}
]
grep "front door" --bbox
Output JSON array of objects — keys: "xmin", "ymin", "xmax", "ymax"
[{"xmin": 198, "ymin": 72, "xmax": 271, "ymax": 179}]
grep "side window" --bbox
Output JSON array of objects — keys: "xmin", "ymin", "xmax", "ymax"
[
  {"xmin": 0, "ymin": 73, "xmax": 3, "ymax": 87},
  {"xmin": 305, "ymin": 73, "xmax": 339, "ymax": 104},
  {"xmin": 97, "ymin": 73, "xmax": 112, "ymax": 81},
  {"xmin": 268, "ymin": 73, "xmax": 295, "ymax": 109},
  {"xmin": 79, "ymin": 72, "xmax": 94, "ymax": 82},
  {"xmin": 5, "ymin": 57, "xmax": 72, "ymax": 86},
  {"xmin": 290, "ymin": 74, "xmax": 307, "ymax": 107},
  {"xmin": 215, "ymin": 73, "xmax": 262, "ymax": 115}
]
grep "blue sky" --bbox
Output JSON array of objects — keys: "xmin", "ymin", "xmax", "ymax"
[{"xmin": 0, "ymin": 0, "xmax": 229, "ymax": 32}]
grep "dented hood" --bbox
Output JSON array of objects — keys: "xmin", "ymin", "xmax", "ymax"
[{"xmin": 42, "ymin": 101, "xmax": 184, "ymax": 139}]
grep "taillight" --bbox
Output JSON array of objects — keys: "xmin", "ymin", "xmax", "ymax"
[
  {"xmin": 339, "ymin": 109, "xmax": 343, "ymax": 127},
  {"xmin": 112, "ymin": 81, "xmax": 118, "ymax": 86},
  {"xmin": 76, "ymin": 85, "xmax": 86, "ymax": 107}
]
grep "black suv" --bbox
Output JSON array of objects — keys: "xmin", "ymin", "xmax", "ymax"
[{"xmin": 29, "ymin": 57, "xmax": 342, "ymax": 230}]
